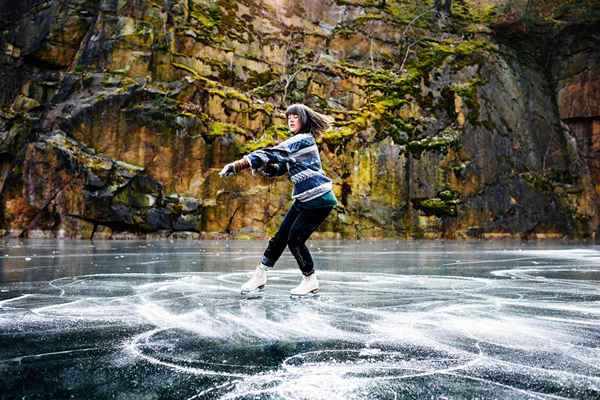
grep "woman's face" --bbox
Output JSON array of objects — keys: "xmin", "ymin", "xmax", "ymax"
[{"xmin": 287, "ymin": 113, "xmax": 302, "ymax": 133}]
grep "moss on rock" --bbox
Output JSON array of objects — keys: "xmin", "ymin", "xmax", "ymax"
[
  {"xmin": 450, "ymin": 79, "xmax": 482, "ymax": 125},
  {"xmin": 406, "ymin": 126, "xmax": 461, "ymax": 155},
  {"xmin": 208, "ymin": 121, "xmax": 247, "ymax": 137},
  {"xmin": 413, "ymin": 194, "xmax": 460, "ymax": 217}
]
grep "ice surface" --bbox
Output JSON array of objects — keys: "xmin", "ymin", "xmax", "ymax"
[{"xmin": 0, "ymin": 240, "xmax": 599, "ymax": 399}]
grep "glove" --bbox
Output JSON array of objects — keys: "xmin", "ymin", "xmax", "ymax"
[
  {"xmin": 219, "ymin": 162, "xmax": 236, "ymax": 177},
  {"xmin": 219, "ymin": 158, "xmax": 251, "ymax": 177}
]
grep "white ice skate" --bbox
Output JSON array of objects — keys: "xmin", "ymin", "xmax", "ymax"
[
  {"xmin": 290, "ymin": 273, "xmax": 319, "ymax": 296},
  {"xmin": 240, "ymin": 263, "xmax": 268, "ymax": 295}
]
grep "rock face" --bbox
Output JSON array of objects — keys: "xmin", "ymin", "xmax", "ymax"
[
  {"xmin": 554, "ymin": 24, "xmax": 600, "ymax": 201},
  {"xmin": 22, "ymin": 132, "xmax": 203, "ymax": 238},
  {"xmin": 0, "ymin": 0, "xmax": 599, "ymax": 239}
]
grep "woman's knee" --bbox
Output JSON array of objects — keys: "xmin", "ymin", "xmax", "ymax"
[{"xmin": 268, "ymin": 233, "xmax": 287, "ymax": 247}]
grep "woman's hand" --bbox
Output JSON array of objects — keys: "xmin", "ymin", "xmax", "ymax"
[
  {"xmin": 219, "ymin": 158, "xmax": 250, "ymax": 177},
  {"xmin": 219, "ymin": 162, "xmax": 236, "ymax": 177}
]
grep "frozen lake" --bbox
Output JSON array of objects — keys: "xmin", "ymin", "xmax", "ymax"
[{"xmin": 0, "ymin": 240, "xmax": 599, "ymax": 399}]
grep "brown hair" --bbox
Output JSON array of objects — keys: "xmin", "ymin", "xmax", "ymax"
[{"xmin": 285, "ymin": 103, "xmax": 333, "ymax": 135}]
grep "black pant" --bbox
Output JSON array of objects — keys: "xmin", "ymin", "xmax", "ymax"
[{"xmin": 261, "ymin": 201, "xmax": 333, "ymax": 276}]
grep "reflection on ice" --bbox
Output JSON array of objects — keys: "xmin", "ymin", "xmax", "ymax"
[{"xmin": 0, "ymin": 241, "xmax": 599, "ymax": 399}]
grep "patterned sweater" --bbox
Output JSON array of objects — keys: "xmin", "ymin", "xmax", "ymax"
[{"xmin": 243, "ymin": 133, "xmax": 333, "ymax": 202}]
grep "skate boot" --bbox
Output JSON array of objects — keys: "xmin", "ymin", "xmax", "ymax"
[
  {"xmin": 290, "ymin": 273, "xmax": 319, "ymax": 296},
  {"xmin": 241, "ymin": 263, "xmax": 268, "ymax": 295}
]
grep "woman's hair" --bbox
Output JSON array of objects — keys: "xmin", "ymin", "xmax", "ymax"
[{"xmin": 285, "ymin": 103, "xmax": 333, "ymax": 135}]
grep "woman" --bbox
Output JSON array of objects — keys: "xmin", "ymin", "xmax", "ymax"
[{"xmin": 219, "ymin": 104, "xmax": 337, "ymax": 296}]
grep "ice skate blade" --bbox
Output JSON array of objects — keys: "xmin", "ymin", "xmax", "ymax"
[
  {"xmin": 241, "ymin": 292, "xmax": 263, "ymax": 300},
  {"xmin": 240, "ymin": 285, "xmax": 265, "ymax": 299},
  {"xmin": 290, "ymin": 288, "xmax": 320, "ymax": 298}
]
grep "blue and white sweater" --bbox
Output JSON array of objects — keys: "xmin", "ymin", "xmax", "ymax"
[{"xmin": 243, "ymin": 133, "xmax": 333, "ymax": 202}]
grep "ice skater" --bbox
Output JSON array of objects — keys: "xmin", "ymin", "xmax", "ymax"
[{"xmin": 219, "ymin": 103, "xmax": 337, "ymax": 296}]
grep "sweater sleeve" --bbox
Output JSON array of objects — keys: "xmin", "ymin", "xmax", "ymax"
[{"xmin": 244, "ymin": 145, "xmax": 293, "ymax": 176}]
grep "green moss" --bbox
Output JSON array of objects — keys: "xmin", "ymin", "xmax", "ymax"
[
  {"xmin": 124, "ymin": 94, "xmax": 181, "ymax": 134},
  {"xmin": 421, "ymin": 198, "xmax": 448, "ymax": 211},
  {"xmin": 450, "ymin": 78, "xmax": 483, "ymax": 125},
  {"xmin": 246, "ymin": 70, "xmax": 275, "ymax": 90},
  {"xmin": 387, "ymin": 1, "xmax": 435, "ymax": 26},
  {"xmin": 86, "ymin": 158, "xmax": 112, "ymax": 173},
  {"xmin": 208, "ymin": 87, "xmax": 251, "ymax": 103},
  {"xmin": 354, "ymin": 11, "xmax": 388, "ymax": 25},
  {"xmin": 332, "ymin": 25, "xmax": 355, "ymax": 38},
  {"xmin": 153, "ymin": 93, "xmax": 178, "ymax": 110},
  {"xmin": 261, "ymin": 102, "xmax": 274, "ymax": 114},
  {"xmin": 132, "ymin": 22, "xmax": 154, "ymax": 46},
  {"xmin": 113, "ymin": 186, "xmax": 155, "ymax": 208},
  {"xmin": 320, "ymin": 67, "xmax": 418, "ymax": 145},
  {"xmin": 406, "ymin": 126, "xmax": 461, "ymax": 155},
  {"xmin": 187, "ymin": 1, "xmax": 223, "ymax": 43},
  {"xmin": 467, "ymin": 3, "xmax": 498, "ymax": 24},
  {"xmin": 250, "ymin": 80, "xmax": 279, "ymax": 99},
  {"xmin": 315, "ymin": 34, "xmax": 490, "ymax": 152},
  {"xmin": 187, "ymin": 72, "xmax": 220, "ymax": 88},
  {"xmin": 522, "ymin": 172, "xmax": 554, "ymax": 192},
  {"xmin": 172, "ymin": 62, "xmax": 201, "ymax": 78},
  {"xmin": 208, "ymin": 121, "xmax": 247, "ymax": 137},
  {"xmin": 114, "ymin": 160, "xmax": 144, "ymax": 175},
  {"xmin": 176, "ymin": 111, "xmax": 194, "ymax": 119},
  {"xmin": 334, "ymin": 0, "xmax": 379, "ymax": 7},
  {"xmin": 413, "ymin": 195, "xmax": 460, "ymax": 217},
  {"xmin": 438, "ymin": 189, "xmax": 459, "ymax": 201},
  {"xmin": 321, "ymin": 126, "xmax": 357, "ymax": 146},
  {"xmin": 412, "ymin": 38, "xmax": 494, "ymax": 76},
  {"xmin": 521, "ymin": 169, "xmax": 578, "ymax": 192},
  {"xmin": 448, "ymin": 161, "xmax": 468, "ymax": 174},
  {"xmin": 191, "ymin": 11, "xmax": 219, "ymax": 29},
  {"xmin": 335, "ymin": 62, "xmax": 397, "ymax": 82},
  {"xmin": 207, "ymin": 84, "xmax": 275, "ymax": 116},
  {"xmin": 172, "ymin": 64, "xmax": 274, "ymax": 116},
  {"xmin": 331, "ymin": 60, "xmax": 419, "ymax": 104}
]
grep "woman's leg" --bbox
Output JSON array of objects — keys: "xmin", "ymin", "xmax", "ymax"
[
  {"xmin": 287, "ymin": 206, "xmax": 333, "ymax": 276},
  {"xmin": 260, "ymin": 202, "xmax": 301, "ymax": 268}
]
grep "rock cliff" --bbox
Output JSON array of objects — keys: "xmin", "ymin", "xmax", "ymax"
[{"xmin": 0, "ymin": 0, "xmax": 599, "ymax": 239}]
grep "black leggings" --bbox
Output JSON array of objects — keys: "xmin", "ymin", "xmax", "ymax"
[{"xmin": 261, "ymin": 201, "xmax": 333, "ymax": 276}]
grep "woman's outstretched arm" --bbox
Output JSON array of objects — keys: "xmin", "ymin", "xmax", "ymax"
[
  {"xmin": 219, "ymin": 138, "xmax": 297, "ymax": 178},
  {"xmin": 219, "ymin": 158, "xmax": 250, "ymax": 177}
]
